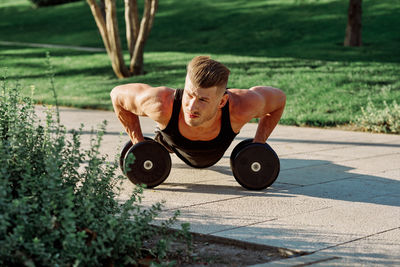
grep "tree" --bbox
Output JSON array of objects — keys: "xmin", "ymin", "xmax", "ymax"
[
  {"xmin": 87, "ymin": 0, "xmax": 158, "ymax": 78},
  {"xmin": 344, "ymin": 0, "xmax": 362, "ymax": 47}
]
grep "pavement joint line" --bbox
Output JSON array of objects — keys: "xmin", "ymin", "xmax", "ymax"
[
  {"xmin": 338, "ymin": 167, "xmax": 400, "ymax": 181},
  {"xmin": 290, "ymin": 256, "xmax": 341, "ymax": 267},
  {"xmin": 279, "ymin": 138, "xmax": 400, "ymax": 158},
  {"xmin": 335, "ymin": 152, "xmax": 400, "ymax": 164},
  {"xmin": 280, "ymin": 152, "xmax": 399, "ymax": 173},
  {"xmin": 274, "ymin": 170, "xmax": 394, "ymax": 190},
  {"xmin": 207, "ymin": 205, "xmax": 335, "ymax": 236},
  {"xmin": 274, "ymin": 182, "xmax": 302, "ymax": 186},
  {"xmin": 280, "ymin": 146, "xmax": 397, "ymax": 158},
  {"xmin": 0, "ymin": 40, "xmax": 106, "ymax": 52},
  {"xmin": 208, "ymin": 218, "xmax": 279, "ymax": 235},
  {"xmin": 313, "ymin": 226, "xmax": 400, "ymax": 253},
  {"xmin": 369, "ymin": 192, "xmax": 400, "ymax": 202},
  {"xmin": 279, "ymin": 146, "xmax": 350, "ymax": 157},
  {"xmin": 163, "ymin": 195, "xmax": 248, "ymax": 211},
  {"xmin": 281, "ymin": 162, "xmax": 333, "ymax": 171},
  {"xmin": 271, "ymin": 138, "xmax": 400, "ymax": 148}
]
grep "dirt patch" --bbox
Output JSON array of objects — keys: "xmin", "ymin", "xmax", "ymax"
[{"xmin": 143, "ymin": 230, "xmax": 308, "ymax": 266}]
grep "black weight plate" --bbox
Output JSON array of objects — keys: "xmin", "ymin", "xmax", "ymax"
[
  {"xmin": 232, "ymin": 143, "xmax": 280, "ymax": 190},
  {"xmin": 230, "ymin": 138, "xmax": 254, "ymax": 165},
  {"xmin": 119, "ymin": 137, "xmax": 152, "ymax": 173},
  {"xmin": 124, "ymin": 140, "xmax": 171, "ymax": 188}
]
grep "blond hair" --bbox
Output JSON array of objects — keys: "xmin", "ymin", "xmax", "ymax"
[{"xmin": 187, "ymin": 56, "xmax": 230, "ymax": 94}]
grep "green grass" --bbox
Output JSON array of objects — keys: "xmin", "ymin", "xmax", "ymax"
[{"xmin": 1, "ymin": 0, "xmax": 399, "ymax": 126}]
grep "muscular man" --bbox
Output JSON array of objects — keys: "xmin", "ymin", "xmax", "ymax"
[{"xmin": 111, "ymin": 56, "xmax": 286, "ymax": 168}]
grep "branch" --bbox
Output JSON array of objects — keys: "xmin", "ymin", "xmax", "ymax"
[
  {"xmin": 105, "ymin": 0, "xmax": 130, "ymax": 77},
  {"xmin": 125, "ymin": 0, "xmax": 140, "ymax": 59},
  {"xmin": 130, "ymin": 0, "xmax": 158, "ymax": 73},
  {"xmin": 86, "ymin": 0, "xmax": 111, "ymax": 54},
  {"xmin": 147, "ymin": 0, "xmax": 158, "ymax": 37}
]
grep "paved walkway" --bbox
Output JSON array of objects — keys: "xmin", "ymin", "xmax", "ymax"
[
  {"xmin": 36, "ymin": 106, "xmax": 400, "ymax": 266},
  {"xmin": 0, "ymin": 40, "xmax": 105, "ymax": 52}
]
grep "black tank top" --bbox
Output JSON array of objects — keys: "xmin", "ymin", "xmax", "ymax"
[{"xmin": 159, "ymin": 89, "xmax": 238, "ymax": 168}]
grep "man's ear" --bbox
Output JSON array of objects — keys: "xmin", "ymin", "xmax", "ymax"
[{"xmin": 218, "ymin": 93, "xmax": 229, "ymax": 108}]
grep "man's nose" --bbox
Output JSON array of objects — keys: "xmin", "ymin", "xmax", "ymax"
[{"xmin": 188, "ymin": 98, "xmax": 198, "ymax": 111}]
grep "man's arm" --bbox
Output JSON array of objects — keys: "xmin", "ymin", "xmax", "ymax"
[
  {"xmin": 110, "ymin": 83, "xmax": 173, "ymax": 144},
  {"xmin": 250, "ymin": 86, "xmax": 286, "ymax": 143}
]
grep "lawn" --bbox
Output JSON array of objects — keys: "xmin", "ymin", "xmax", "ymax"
[{"xmin": 1, "ymin": 0, "xmax": 399, "ymax": 126}]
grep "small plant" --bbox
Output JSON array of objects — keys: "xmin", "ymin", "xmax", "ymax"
[
  {"xmin": 0, "ymin": 67, "xmax": 191, "ymax": 265},
  {"xmin": 353, "ymin": 99, "xmax": 400, "ymax": 134}
]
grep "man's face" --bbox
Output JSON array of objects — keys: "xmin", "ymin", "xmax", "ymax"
[{"xmin": 182, "ymin": 75, "xmax": 225, "ymax": 127}]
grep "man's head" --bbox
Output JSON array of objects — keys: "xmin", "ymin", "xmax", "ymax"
[
  {"xmin": 183, "ymin": 56, "xmax": 230, "ymax": 127},
  {"xmin": 186, "ymin": 56, "xmax": 230, "ymax": 96}
]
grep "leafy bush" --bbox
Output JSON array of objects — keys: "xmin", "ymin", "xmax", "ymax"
[
  {"xmin": 0, "ymin": 70, "xmax": 191, "ymax": 265},
  {"xmin": 353, "ymin": 99, "xmax": 400, "ymax": 134},
  {"xmin": 29, "ymin": 0, "xmax": 82, "ymax": 8}
]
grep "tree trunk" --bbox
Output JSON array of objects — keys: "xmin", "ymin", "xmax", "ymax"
[
  {"xmin": 87, "ymin": 0, "xmax": 130, "ymax": 78},
  {"xmin": 87, "ymin": 0, "xmax": 111, "ymax": 53},
  {"xmin": 105, "ymin": 0, "xmax": 131, "ymax": 78},
  {"xmin": 344, "ymin": 0, "xmax": 362, "ymax": 47},
  {"xmin": 87, "ymin": 0, "xmax": 158, "ymax": 78},
  {"xmin": 125, "ymin": 0, "xmax": 140, "ymax": 59},
  {"xmin": 130, "ymin": 0, "xmax": 158, "ymax": 75}
]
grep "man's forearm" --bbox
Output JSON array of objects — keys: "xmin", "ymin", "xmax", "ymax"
[
  {"xmin": 253, "ymin": 105, "xmax": 285, "ymax": 143},
  {"xmin": 115, "ymin": 108, "xmax": 144, "ymax": 144}
]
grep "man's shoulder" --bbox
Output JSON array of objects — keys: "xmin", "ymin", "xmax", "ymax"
[
  {"xmin": 227, "ymin": 88, "xmax": 260, "ymax": 109},
  {"xmin": 135, "ymin": 86, "xmax": 175, "ymax": 108},
  {"xmin": 145, "ymin": 85, "xmax": 175, "ymax": 98},
  {"xmin": 149, "ymin": 87, "xmax": 175, "ymax": 127},
  {"xmin": 227, "ymin": 89, "xmax": 260, "ymax": 129},
  {"xmin": 128, "ymin": 85, "xmax": 175, "ymax": 125}
]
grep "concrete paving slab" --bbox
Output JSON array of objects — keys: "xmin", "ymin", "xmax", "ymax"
[
  {"xmin": 330, "ymin": 166, "xmax": 400, "ymax": 183},
  {"xmin": 213, "ymin": 201, "xmax": 400, "ymax": 252},
  {"xmin": 315, "ymin": 143, "xmax": 400, "ymax": 160},
  {"xmin": 278, "ymin": 162, "xmax": 357, "ymax": 186},
  {"xmin": 271, "ymin": 126, "xmax": 400, "ymax": 145},
  {"xmin": 344, "ymin": 154, "xmax": 400, "ymax": 173},
  {"xmin": 317, "ymin": 228, "xmax": 400, "ymax": 266},
  {"xmin": 34, "ymin": 105, "xmax": 400, "ymax": 266},
  {"xmin": 155, "ymin": 194, "xmax": 334, "ymax": 235},
  {"xmin": 284, "ymin": 176, "xmax": 400, "ymax": 205},
  {"xmin": 259, "ymin": 227, "xmax": 400, "ymax": 266},
  {"xmin": 283, "ymin": 143, "xmax": 400, "ymax": 165},
  {"xmin": 374, "ymin": 169, "xmax": 400, "ymax": 181}
]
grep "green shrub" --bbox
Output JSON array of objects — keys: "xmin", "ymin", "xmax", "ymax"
[
  {"xmin": 0, "ymin": 71, "xmax": 191, "ymax": 265},
  {"xmin": 353, "ymin": 99, "xmax": 400, "ymax": 134},
  {"xmin": 29, "ymin": 0, "xmax": 82, "ymax": 8}
]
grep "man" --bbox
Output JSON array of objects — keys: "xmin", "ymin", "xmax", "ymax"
[{"xmin": 111, "ymin": 56, "xmax": 286, "ymax": 168}]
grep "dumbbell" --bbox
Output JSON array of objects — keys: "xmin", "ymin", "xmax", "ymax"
[
  {"xmin": 120, "ymin": 137, "xmax": 171, "ymax": 188},
  {"xmin": 230, "ymin": 139, "xmax": 280, "ymax": 190}
]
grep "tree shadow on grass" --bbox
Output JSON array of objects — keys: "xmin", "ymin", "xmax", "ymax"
[
  {"xmin": 2, "ymin": 0, "xmax": 399, "ymax": 63},
  {"xmin": 146, "ymin": 0, "xmax": 400, "ymax": 63}
]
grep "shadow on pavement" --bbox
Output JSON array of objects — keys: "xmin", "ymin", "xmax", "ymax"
[{"xmin": 158, "ymin": 158, "xmax": 400, "ymax": 208}]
